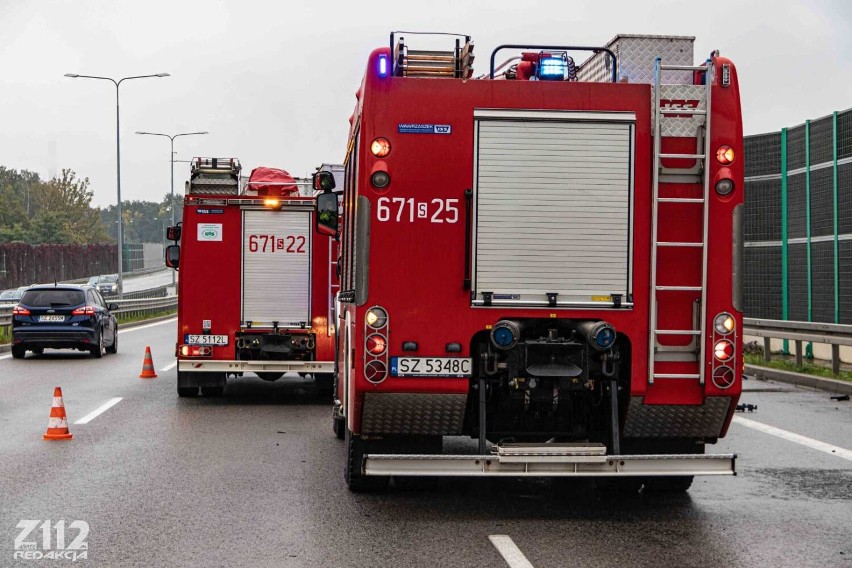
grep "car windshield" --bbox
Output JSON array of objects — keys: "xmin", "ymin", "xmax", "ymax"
[
  {"xmin": 21, "ymin": 289, "xmax": 86, "ymax": 307},
  {"xmin": 0, "ymin": 290, "xmax": 19, "ymax": 300},
  {"xmin": 87, "ymin": 276, "xmax": 100, "ymax": 285},
  {"xmin": 101, "ymin": 275, "xmax": 118, "ymax": 283}
]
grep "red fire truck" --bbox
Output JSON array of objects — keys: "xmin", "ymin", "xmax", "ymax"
[
  {"xmin": 166, "ymin": 158, "xmax": 340, "ymax": 397},
  {"xmin": 315, "ymin": 33, "xmax": 744, "ymax": 491}
]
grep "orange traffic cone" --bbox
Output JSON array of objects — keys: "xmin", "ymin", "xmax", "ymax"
[
  {"xmin": 44, "ymin": 386, "xmax": 73, "ymax": 440},
  {"xmin": 139, "ymin": 346, "xmax": 158, "ymax": 379}
]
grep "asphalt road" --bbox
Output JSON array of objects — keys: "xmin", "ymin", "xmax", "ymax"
[
  {"xmin": 122, "ymin": 269, "xmax": 176, "ymax": 293},
  {"xmin": 0, "ymin": 319, "xmax": 850, "ymax": 567}
]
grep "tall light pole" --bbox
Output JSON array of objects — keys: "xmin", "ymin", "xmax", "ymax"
[
  {"xmin": 64, "ymin": 72, "xmax": 170, "ymax": 298},
  {"xmin": 135, "ymin": 131, "xmax": 208, "ymax": 285}
]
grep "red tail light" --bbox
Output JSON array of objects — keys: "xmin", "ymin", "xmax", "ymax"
[
  {"xmin": 12, "ymin": 305, "xmax": 30, "ymax": 316},
  {"xmin": 179, "ymin": 345, "xmax": 212, "ymax": 357},
  {"xmin": 366, "ymin": 334, "xmax": 387, "ymax": 355},
  {"xmin": 72, "ymin": 306, "xmax": 96, "ymax": 315}
]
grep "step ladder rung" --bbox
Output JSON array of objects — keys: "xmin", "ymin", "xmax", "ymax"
[
  {"xmin": 657, "ymin": 197, "xmax": 705, "ymax": 203},
  {"xmin": 661, "ymin": 109, "xmax": 707, "ymax": 116},
  {"xmin": 656, "ymin": 241, "xmax": 704, "ymax": 247},
  {"xmin": 660, "ymin": 64, "xmax": 708, "ymax": 71},
  {"xmin": 659, "ymin": 153, "xmax": 705, "ymax": 160},
  {"xmin": 654, "ymin": 330, "xmax": 701, "ymax": 336},
  {"xmin": 655, "ymin": 285, "xmax": 703, "ymax": 291},
  {"xmin": 652, "ymin": 373, "xmax": 702, "ymax": 380}
]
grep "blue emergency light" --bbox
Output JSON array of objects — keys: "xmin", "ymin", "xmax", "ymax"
[
  {"xmin": 537, "ymin": 52, "xmax": 567, "ymax": 81},
  {"xmin": 377, "ymin": 54, "xmax": 389, "ymax": 77}
]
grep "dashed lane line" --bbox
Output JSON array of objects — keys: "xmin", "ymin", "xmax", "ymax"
[
  {"xmin": 733, "ymin": 416, "xmax": 852, "ymax": 462},
  {"xmin": 160, "ymin": 361, "xmax": 177, "ymax": 372},
  {"xmin": 118, "ymin": 317, "xmax": 177, "ymax": 334},
  {"xmin": 74, "ymin": 397, "xmax": 123, "ymax": 425},
  {"xmin": 489, "ymin": 535, "xmax": 535, "ymax": 568}
]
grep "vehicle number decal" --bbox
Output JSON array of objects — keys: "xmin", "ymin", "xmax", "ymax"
[
  {"xmin": 247, "ymin": 234, "xmax": 306, "ymax": 254},
  {"xmin": 185, "ymin": 334, "xmax": 228, "ymax": 345},
  {"xmin": 391, "ymin": 357, "xmax": 471, "ymax": 377},
  {"xmin": 376, "ymin": 197, "xmax": 459, "ymax": 224}
]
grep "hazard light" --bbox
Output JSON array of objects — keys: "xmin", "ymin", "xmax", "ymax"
[
  {"xmin": 180, "ymin": 345, "xmax": 212, "ymax": 357},
  {"xmin": 264, "ymin": 197, "xmax": 281, "ymax": 209},
  {"xmin": 714, "ymin": 313, "xmax": 735, "ymax": 334},
  {"xmin": 12, "ymin": 305, "xmax": 30, "ymax": 316},
  {"xmin": 365, "ymin": 307, "xmax": 387, "ymax": 329},
  {"xmin": 371, "ymin": 137, "xmax": 391, "ymax": 158},
  {"xmin": 72, "ymin": 306, "xmax": 96, "ymax": 316},
  {"xmin": 716, "ymin": 145, "xmax": 735, "ymax": 165},
  {"xmin": 537, "ymin": 52, "xmax": 567, "ymax": 81}
]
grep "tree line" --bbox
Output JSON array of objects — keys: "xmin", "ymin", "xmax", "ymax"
[{"xmin": 0, "ymin": 167, "xmax": 183, "ymax": 245}]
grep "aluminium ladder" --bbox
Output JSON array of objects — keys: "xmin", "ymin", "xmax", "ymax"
[{"xmin": 648, "ymin": 57, "xmax": 713, "ymax": 385}]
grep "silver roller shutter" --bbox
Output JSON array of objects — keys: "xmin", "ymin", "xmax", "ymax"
[
  {"xmin": 472, "ymin": 110, "xmax": 634, "ymax": 308},
  {"xmin": 242, "ymin": 209, "xmax": 312, "ymax": 327}
]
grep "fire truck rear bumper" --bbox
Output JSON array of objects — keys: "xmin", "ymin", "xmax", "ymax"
[
  {"xmin": 363, "ymin": 447, "xmax": 736, "ymax": 478},
  {"xmin": 178, "ymin": 359, "xmax": 334, "ymax": 373}
]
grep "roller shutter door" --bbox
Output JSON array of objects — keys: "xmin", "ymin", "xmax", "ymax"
[
  {"xmin": 242, "ymin": 210, "xmax": 312, "ymax": 327},
  {"xmin": 472, "ymin": 110, "xmax": 634, "ymax": 307}
]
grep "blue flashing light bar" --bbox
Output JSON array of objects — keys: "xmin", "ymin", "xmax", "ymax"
[
  {"xmin": 537, "ymin": 52, "xmax": 567, "ymax": 81},
  {"xmin": 377, "ymin": 54, "xmax": 389, "ymax": 77}
]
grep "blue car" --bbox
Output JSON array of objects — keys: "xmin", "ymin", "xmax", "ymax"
[{"xmin": 11, "ymin": 285, "xmax": 118, "ymax": 359}]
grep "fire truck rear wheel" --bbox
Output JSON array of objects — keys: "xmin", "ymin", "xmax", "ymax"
[
  {"xmin": 643, "ymin": 476, "xmax": 694, "ymax": 493},
  {"xmin": 333, "ymin": 415, "xmax": 345, "ymax": 440},
  {"xmin": 314, "ymin": 373, "xmax": 334, "ymax": 398},
  {"xmin": 345, "ymin": 428, "xmax": 389, "ymax": 492},
  {"xmin": 201, "ymin": 386, "xmax": 225, "ymax": 397}
]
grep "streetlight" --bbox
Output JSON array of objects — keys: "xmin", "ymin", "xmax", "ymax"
[
  {"xmin": 136, "ymin": 131, "xmax": 208, "ymax": 285},
  {"xmin": 64, "ymin": 72, "xmax": 170, "ymax": 298}
]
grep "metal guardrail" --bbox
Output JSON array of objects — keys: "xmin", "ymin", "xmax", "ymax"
[
  {"xmin": 0, "ymin": 296, "xmax": 177, "ymax": 335},
  {"xmin": 744, "ymin": 317, "xmax": 852, "ymax": 374}
]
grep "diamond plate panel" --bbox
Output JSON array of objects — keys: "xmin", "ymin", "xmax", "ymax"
[
  {"xmin": 362, "ymin": 393, "xmax": 467, "ymax": 435},
  {"xmin": 623, "ymin": 396, "xmax": 731, "ymax": 438},
  {"xmin": 577, "ymin": 35, "xmax": 694, "ymax": 84},
  {"xmin": 654, "ymin": 84, "xmax": 707, "ymax": 138}
]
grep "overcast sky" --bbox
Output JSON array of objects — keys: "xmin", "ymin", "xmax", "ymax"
[{"xmin": 1, "ymin": 0, "xmax": 850, "ymax": 207}]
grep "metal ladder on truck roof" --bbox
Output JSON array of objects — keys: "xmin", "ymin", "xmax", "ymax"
[{"xmin": 648, "ymin": 57, "xmax": 713, "ymax": 385}]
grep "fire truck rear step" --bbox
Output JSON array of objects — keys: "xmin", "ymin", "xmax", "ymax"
[
  {"xmin": 648, "ymin": 56, "xmax": 713, "ymax": 386},
  {"xmin": 362, "ymin": 451, "xmax": 736, "ymax": 477}
]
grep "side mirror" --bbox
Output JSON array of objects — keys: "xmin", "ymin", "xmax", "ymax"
[
  {"xmin": 315, "ymin": 192, "xmax": 339, "ymax": 237},
  {"xmin": 312, "ymin": 170, "xmax": 336, "ymax": 192},
  {"xmin": 166, "ymin": 224, "xmax": 181, "ymax": 242},
  {"xmin": 108, "ymin": 303, "xmax": 119, "ymax": 312},
  {"xmin": 165, "ymin": 244, "xmax": 180, "ymax": 269}
]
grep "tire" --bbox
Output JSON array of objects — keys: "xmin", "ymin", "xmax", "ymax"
[
  {"xmin": 257, "ymin": 372, "xmax": 284, "ymax": 382},
  {"xmin": 11, "ymin": 345, "xmax": 26, "ymax": 359},
  {"xmin": 90, "ymin": 329, "xmax": 104, "ymax": 359},
  {"xmin": 201, "ymin": 386, "xmax": 224, "ymax": 397},
  {"xmin": 333, "ymin": 414, "xmax": 345, "ymax": 440},
  {"xmin": 345, "ymin": 428, "xmax": 389, "ymax": 492},
  {"xmin": 315, "ymin": 373, "xmax": 334, "ymax": 398},
  {"xmin": 595, "ymin": 477, "xmax": 644, "ymax": 496},
  {"xmin": 643, "ymin": 476, "xmax": 694, "ymax": 493},
  {"xmin": 106, "ymin": 330, "xmax": 117, "ymax": 354},
  {"xmin": 177, "ymin": 386, "xmax": 199, "ymax": 397}
]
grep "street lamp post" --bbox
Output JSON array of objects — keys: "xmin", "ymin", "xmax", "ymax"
[
  {"xmin": 64, "ymin": 72, "xmax": 170, "ymax": 298},
  {"xmin": 136, "ymin": 131, "xmax": 208, "ymax": 285}
]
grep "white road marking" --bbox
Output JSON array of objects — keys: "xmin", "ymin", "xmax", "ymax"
[
  {"xmin": 118, "ymin": 317, "xmax": 176, "ymax": 334},
  {"xmin": 160, "ymin": 361, "xmax": 177, "ymax": 372},
  {"xmin": 489, "ymin": 535, "xmax": 535, "ymax": 568},
  {"xmin": 74, "ymin": 397, "xmax": 123, "ymax": 425},
  {"xmin": 0, "ymin": 353, "xmax": 11, "ymax": 360},
  {"xmin": 733, "ymin": 416, "xmax": 852, "ymax": 462}
]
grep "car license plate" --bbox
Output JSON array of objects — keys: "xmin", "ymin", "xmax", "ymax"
[
  {"xmin": 185, "ymin": 334, "xmax": 228, "ymax": 345},
  {"xmin": 390, "ymin": 357, "xmax": 472, "ymax": 377},
  {"xmin": 38, "ymin": 315, "xmax": 65, "ymax": 322}
]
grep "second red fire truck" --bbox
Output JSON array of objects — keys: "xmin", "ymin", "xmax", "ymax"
[
  {"xmin": 314, "ymin": 32, "xmax": 744, "ymax": 491},
  {"xmin": 166, "ymin": 158, "xmax": 341, "ymax": 397}
]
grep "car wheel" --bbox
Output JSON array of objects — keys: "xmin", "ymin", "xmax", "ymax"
[
  {"xmin": 90, "ymin": 329, "xmax": 104, "ymax": 359},
  {"xmin": 11, "ymin": 345, "xmax": 26, "ymax": 359},
  {"xmin": 106, "ymin": 330, "xmax": 118, "ymax": 354}
]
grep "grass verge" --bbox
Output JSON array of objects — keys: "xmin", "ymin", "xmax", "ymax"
[{"xmin": 745, "ymin": 353, "xmax": 852, "ymax": 383}]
